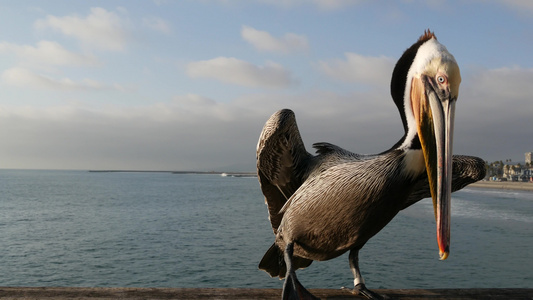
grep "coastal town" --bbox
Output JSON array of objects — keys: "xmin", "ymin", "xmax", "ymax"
[{"xmin": 485, "ymin": 151, "xmax": 533, "ymax": 182}]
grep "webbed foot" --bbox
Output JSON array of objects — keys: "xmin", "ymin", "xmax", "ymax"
[
  {"xmin": 282, "ymin": 273, "xmax": 320, "ymax": 300},
  {"xmin": 282, "ymin": 242, "xmax": 320, "ymax": 300},
  {"xmin": 342, "ymin": 283, "xmax": 384, "ymax": 300}
]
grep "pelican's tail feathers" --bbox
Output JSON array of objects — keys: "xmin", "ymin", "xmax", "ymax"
[
  {"xmin": 259, "ymin": 243, "xmax": 312, "ymax": 279},
  {"xmin": 259, "ymin": 243, "xmax": 286, "ymax": 278}
]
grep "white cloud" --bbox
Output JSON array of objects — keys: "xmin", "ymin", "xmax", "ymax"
[
  {"xmin": 35, "ymin": 7, "xmax": 130, "ymax": 51},
  {"xmin": 142, "ymin": 16, "xmax": 172, "ymax": 34},
  {"xmin": 0, "ymin": 40, "xmax": 100, "ymax": 67},
  {"xmin": 319, "ymin": 52, "xmax": 395, "ymax": 87},
  {"xmin": 187, "ymin": 57, "xmax": 297, "ymax": 88},
  {"xmin": 241, "ymin": 26, "xmax": 308, "ymax": 53},
  {"xmin": 2, "ymin": 67, "xmax": 126, "ymax": 91}
]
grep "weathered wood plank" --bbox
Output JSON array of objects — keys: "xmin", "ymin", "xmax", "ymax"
[{"xmin": 0, "ymin": 287, "xmax": 531, "ymax": 300}]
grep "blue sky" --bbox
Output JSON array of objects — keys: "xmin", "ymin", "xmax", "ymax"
[{"xmin": 0, "ymin": 0, "xmax": 531, "ymax": 170}]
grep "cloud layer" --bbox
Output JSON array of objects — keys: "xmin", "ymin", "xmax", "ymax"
[
  {"xmin": 0, "ymin": 40, "xmax": 99, "ymax": 67},
  {"xmin": 187, "ymin": 57, "xmax": 297, "ymax": 88},
  {"xmin": 1, "ymin": 64, "xmax": 531, "ymax": 170},
  {"xmin": 142, "ymin": 16, "xmax": 172, "ymax": 34},
  {"xmin": 256, "ymin": 0, "xmax": 364, "ymax": 10},
  {"xmin": 0, "ymin": 89, "xmax": 397, "ymax": 171},
  {"xmin": 35, "ymin": 7, "xmax": 130, "ymax": 51},
  {"xmin": 319, "ymin": 53, "xmax": 396, "ymax": 87},
  {"xmin": 241, "ymin": 26, "xmax": 309, "ymax": 53},
  {"xmin": 1, "ymin": 8, "xmax": 131, "ymax": 92},
  {"xmin": 0, "ymin": 3, "xmax": 531, "ymax": 171},
  {"xmin": 2, "ymin": 67, "xmax": 125, "ymax": 91}
]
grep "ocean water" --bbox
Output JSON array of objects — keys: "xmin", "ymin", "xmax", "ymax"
[{"xmin": 0, "ymin": 169, "xmax": 531, "ymax": 289}]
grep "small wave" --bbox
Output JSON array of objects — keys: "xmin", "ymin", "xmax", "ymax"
[
  {"xmin": 461, "ymin": 187, "xmax": 533, "ymax": 201},
  {"xmin": 451, "ymin": 199, "xmax": 532, "ymax": 223}
]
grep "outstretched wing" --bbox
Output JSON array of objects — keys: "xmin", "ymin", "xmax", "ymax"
[
  {"xmin": 257, "ymin": 109, "xmax": 313, "ymax": 234},
  {"xmin": 402, "ymin": 155, "xmax": 486, "ymax": 210}
]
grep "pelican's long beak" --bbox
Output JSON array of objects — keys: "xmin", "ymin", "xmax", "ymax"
[{"xmin": 411, "ymin": 75, "xmax": 455, "ymax": 260}]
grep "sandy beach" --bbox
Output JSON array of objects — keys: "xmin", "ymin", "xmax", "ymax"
[{"xmin": 469, "ymin": 181, "xmax": 533, "ymax": 192}]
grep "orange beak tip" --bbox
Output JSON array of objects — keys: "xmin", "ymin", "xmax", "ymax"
[{"xmin": 439, "ymin": 249, "xmax": 449, "ymax": 261}]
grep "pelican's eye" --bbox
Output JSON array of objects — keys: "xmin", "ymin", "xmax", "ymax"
[{"xmin": 437, "ymin": 76, "xmax": 446, "ymax": 84}]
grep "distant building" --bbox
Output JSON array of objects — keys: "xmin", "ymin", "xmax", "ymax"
[
  {"xmin": 526, "ymin": 152, "xmax": 533, "ymax": 165},
  {"xmin": 525, "ymin": 152, "xmax": 533, "ymax": 182},
  {"xmin": 489, "ymin": 152, "xmax": 533, "ymax": 182}
]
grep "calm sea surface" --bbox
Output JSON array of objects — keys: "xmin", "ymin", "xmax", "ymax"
[{"xmin": 0, "ymin": 169, "xmax": 531, "ymax": 289}]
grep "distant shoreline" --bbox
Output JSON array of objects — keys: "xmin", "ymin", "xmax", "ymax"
[
  {"xmin": 88, "ymin": 170, "xmax": 258, "ymax": 177},
  {"xmin": 469, "ymin": 181, "xmax": 533, "ymax": 192},
  {"xmin": 89, "ymin": 170, "xmax": 217, "ymax": 174},
  {"xmin": 87, "ymin": 170, "xmax": 532, "ymax": 191}
]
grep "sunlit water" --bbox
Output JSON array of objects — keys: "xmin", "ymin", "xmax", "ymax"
[{"xmin": 0, "ymin": 170, "xmax": 531, "ymax": 289}]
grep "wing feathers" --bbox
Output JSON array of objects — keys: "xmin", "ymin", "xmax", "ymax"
[
  {"xmin": 402, "ymin": 155, "xmax": 486, "ymax": 209},
  {"xmin": 257, "ymin": 109, "xmax": 312, "ymax": 233}
]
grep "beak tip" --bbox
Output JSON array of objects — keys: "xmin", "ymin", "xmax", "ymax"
[{"xmin": 439, "ymin": 249, "xmax": 449, "ymax": 261}]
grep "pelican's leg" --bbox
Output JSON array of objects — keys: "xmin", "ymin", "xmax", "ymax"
[
  {"xmin": 282, "ymin": 242, "xmax": 319, "ymax": 300},
  {"xmin": 345, "ymin": 249, "xmax": 384, "ymax": 300}
]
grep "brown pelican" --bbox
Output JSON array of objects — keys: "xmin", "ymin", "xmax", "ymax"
[{"xmin": 256, "ymin": 30, "xmax": 485, "ymax": 300}]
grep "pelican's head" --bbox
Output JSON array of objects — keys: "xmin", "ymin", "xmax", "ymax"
[{"xmin": 392, "ymin": 30, "xmax": 461, "ymax": 260}]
